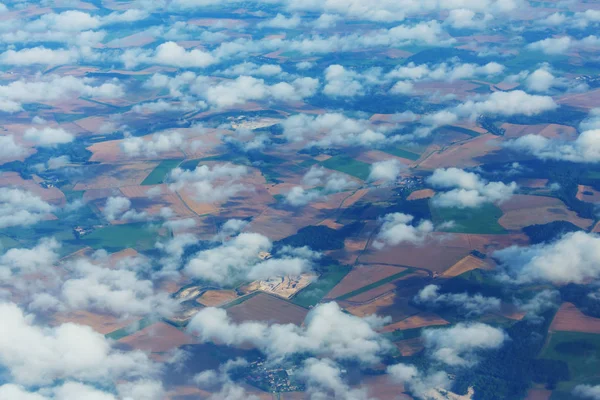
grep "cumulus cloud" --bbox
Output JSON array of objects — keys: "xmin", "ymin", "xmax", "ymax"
[
  {"xmin": 120, "ymin": 132, "xmax": 184, "ymax": 157},
  {"xmin": 219, "ymin": 62, "xmax": 283, "ymax": 77},
  {"xmin": 31, "ymin": 256, "xmax": 178, "ymax": 318},
  {"xmin": 574, "ymin": 384, "xmax": 600, "ymax": 399},
  {"xmin": 368, "ymin": 159, "xmax": 405, "ymax": 183},
  {"xmin": 525, "ymin": 66, "xmax": 558, "ymax": 92},
  {"xmin": 281, "ymin": 113, "xmax": 397, "ymax": 148},
  {"xmin": 528, "ymin": 36, "xmax": 573, "ymax": 55},
  {"xmin": 373, "ymin": 213, "xmax": 434, "ymax": 249},
  {"xmin": 445, "ymin": 9, "xmax": 493, "ymax": 29},
  {"xmin": 0, "ymin": 302, "xmax": 157, "ymax": 386},
  {"xmin": 0, "ymin": 238, "xmax": 60, "ymax": 282},
  {"xmin": 0, "ymin": 188, "xmax": 54, "ymax": 228},
  {"xmin": 184, "ymin": 232, "xmax": 314, "ymax": 284},
  {"xmin": 102, "ymin": 197, "xmax": 133, "ymax": 222},
  {"xmin": 323, "ymin": 65, "xmax": 364, "ymax": 97},
  {"xmin": 301, "ymin": 358, "xmax": 370, "ymax": 400},
  {"xmin": 415, "ymin": 285, "xmax": 501, "ymax": 317},
  {"xmin": 24, "ymin": 127, "xmax": 74, "ymax": 147},
  {"xmin": 258, "ymin": 13, "xmax": 301, "ymax": 28},
  {"xmin": 387, "ymin": 363, "xmax": 451, "ymax": 399},
  {"xmin": 123, "ymin": 41, "xmax": 216, "ymax": 69},
  {"xmin": 285, "ymin": 166, "xmax": 357, "ymax": 206},
  {"xmin": 505, "ymin": 129, "xmax": 600, "ymax": 163},
  {"xmin": 200, "ymin": 76, "xmax": 319, "ymax": 109},
  {"xmin": 168, "ymin": 163, "xmax": 250, "ymax": 203},
  {"xmin": 187, "ymin": 301, "xmax": 391, "ymax": 363},
  {"xmin": 388, "ymin": 61, "xmax": 504, "ymax": 83},
  {"xmin": 528, "ymin": 35, "xmax": 600, "ymax": 55},
  {"xmin": 423, "ymin": 323, "xmax": 506, "ymax": 366},
  {"xmin": 454, "ymin": 90, "xmax": 557, "ymax": 118},
  {"xmin": 0, "ymin": 75, "xmax": 123, "ymax": 113},
  {"xmin": 427, "ymin": 168, "xmax": 517, "ymax": 208},
  {"xmin": 495, "ymin": 231, "xmax": 600, "ymax": 284},
  {"xmin": 0, "ymin": 47, "xmax": 80, "ymax": 66},
  {"xmin": 0, "ymin": 135, "xmax": 27, "ymax": 162}
]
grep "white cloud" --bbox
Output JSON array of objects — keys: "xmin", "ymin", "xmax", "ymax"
[
  {"xmin": 415, "ymin": 285, "xmax": 501, "ymax": 317},
  {"xmin": 525, "ymin": 66, "xmax": 557, "ymax": 92},
  {"xmin": 0, "ymin": 188, "xmax": 54, "ymax": 229},
  {"xmin": 258, "ymin": 13, "xmax": 301, "ymax": 29},
  {"xmin": 219, "ymin": 62, "xmax": 283, "ymax": 77},
  {"xmin": 102, "ymin": 197, "xmax": 132, "ymax": 222},
  {"xmin": 285, "ymin": 166, "xmax": 357, "ymax": 206},
  {"xmin": 187, "ymin": 301, "xmax": 391, "ymax": 363},
  {"xmin": 33, "ymin": 257, "xmax": 178, "ymax": 318},
  {"xmin": 427, "ymin": 168, "xmax": 517, "ymax": 208},
  {"xmin": 199, "ymin": 76, "xmax": 319, "ymax": 109},
  {"xmin": 388, "ymin": 61, "xmax": 504, "ymax": 83},
  {"xmin": 301, "ymin": 358, "xmax": 370, "ymax": 400},
  {"xmin": 120, "ymin": 132, "xmax": 183, "ymax": 157},
  {"xmin": 154, "ymin": 41, "xmax": 216, "ymax": 68},
  {"xmin": 323, "ymin": 65, "xmax": 364, "ymax": 98},
  {"xmin": 574, "ymin": 384, "xmax": 600, "ymax": 399},
  {"xmin": 0, "ymin": 135, "xmax": 27, "ymax": 162},
  {"xmin": 368, "ymin": 159, "xmax": 404, "ymax": 183},
  {"xmin": 454, "ymin": 90, "xmax": 557, "ymax": 118},
  {"xmin": 528, "ymin": 36, "xmax": 572, "ymax": 55},
  {"xmin": 0, "ymin": 238, "xmax": 60, "ymax": 282},
  {"xmin": 122, "ymin": 42, "xmax": 216, "ymax": 69},
  {"xmin": 373, "ymin": 213, "xmax": 434, "ymax": 249},
  {"xmin": 387, "ymin": 364, "xmax": 451, "ymax": 399},
  {"xmin": 423, "ymin": 323, "xmax": 506, "ymax": 366},
  {"xmin": 495, "ymin": 231, "xmax": 600, "ymax": 284},
  {"xmin": 0, "ymin": 75, "xmax": 123, "ymax": 113},
  {"xmin": 168, "ymin": 163, "xmax": 250, "ymax": 203},
  {"xmin": 445, "ymin": 9, "xmax": 493, "ymax": 29},
  {"xmin": 184, "ymin": 232, "xmax": 314, "ymax": 284},
  {"xmin": 0, "ymin": 302, "xmax": 157, "ymax": 386},
  {"xmin": 528, "ymin": 35, "xmax": 600, "ymax": 55},
  {"xmin": 281, "ymin": 113, "xmax": 395, "ymax": 148},
  {"xmin": 24, "ymin": 127, "xmax": 74, "ymax": 147},
  {"xmin": 0, "ymin": 47, "xmax": 79, "ymax": 66},
  {"xmin": 505, "ymin": 129, "xmax": 600, "ymax": 163}
]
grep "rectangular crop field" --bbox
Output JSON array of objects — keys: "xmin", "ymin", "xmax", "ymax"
[
  {"xmin": 79, "ymin": 222, "xmax": 159, "ymax": 252},
  {"xmin": 141, "ymin": 159, "xmax": 183, "ymax": 185},
  {"xmin": 540, "ymin": 330, "xmax": 600, "ymax": 398},
  {"xmin": 430, "ymin": 202, "xmax": 507, "ymax": 234},
  {"xmin": 335, "ymin": 269, "xmax": 415, "ymax": 301},
  {"xmin": 292, "ymin": 264, "xmax": 351, "ymax": 308},
  {"xmin": 320, "ymin": 156, "xmax": 371, "ymax": 180},
  {"xmin": 381, "ymin": 146, "xmax": 421, "ymax": 161}
]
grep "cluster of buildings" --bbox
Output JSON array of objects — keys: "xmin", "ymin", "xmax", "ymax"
[{"xmin": 244, "ymin": 360, "xmax": 305, "ymax": 393}]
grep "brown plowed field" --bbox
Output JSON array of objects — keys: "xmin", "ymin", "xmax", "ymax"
[
  {"xmin": 442, "ymin": 255, "xmax": 492, "ymax": 278},
  {"xmin": 197, "ymin": 290, "xmax": 239, "ymax": 307},
  {"xmin": 119, "ymin": 322, "xmax": 196, "ymax": 353},
  {"xmin": 550, "ymin": 302, "xmax": 600, "ymax": 334},
  {"xmin": 226, "ymin": 293, "xmax": 308, "ymax": 326},
  {"xmin": 325, "ymin": 264, "xmax": 407, "ymax": 300}
]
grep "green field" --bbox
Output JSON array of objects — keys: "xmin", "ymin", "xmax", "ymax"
[
  {"xmin": 79, "ymin": 222, "xmax": 160, "ymax": 252},
  {"xmin": 179, "ymin": 158, "xmax": 202, "ymax": 171},
  {"xmin": 381, "ymin": 146, "xmax": 421, "ymax": 161},
  {"xmin": 335, "ymin": 268, "xmax": 415, "ymax": 301},
  {"xmin": 292, "ymin": 264, "xmax": 351, "ymax": 308},
  {"xmin": 430, "ymin": 202, "xmax": 507, "ymax": 234},
  {"xmin": 540, "ymin": 331, "xmax": 600, "ymax": 399},
  {"xmin": 221, "ymin": 292, "xmax": 260, "ymax": 309},
  {"xmin": 435, "ymin": 125, "xmax": 480, "ymax": 138},
  {"xmin": 320, "ymin": 156, "xmax": 371, "ymax": 180},
  {"xmin": 141, "ymin": 159, "xmax": 183, "ymax": 185},
  {"xmin": 105, "ymin": 318, "xmax": 154, "ymax": 341}
]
